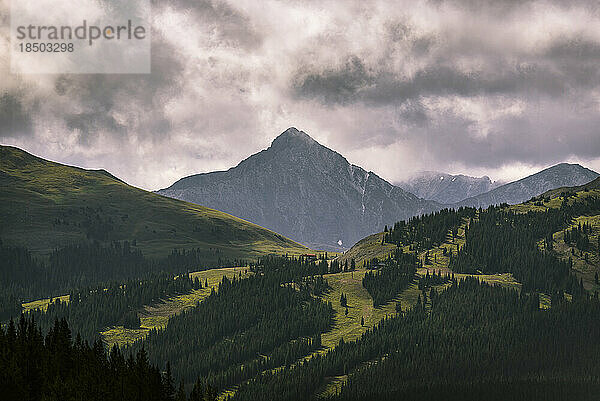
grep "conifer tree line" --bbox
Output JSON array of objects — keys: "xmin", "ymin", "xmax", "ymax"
[
  {"xmin": 384, "ymin": 207, "xmax": 476, "ymax": 250},
  {"xmin": 230, "ymin": 278, "xmax": 600, "ymax": 401},
  {"xmin": 417, "ymin": 269, "xmax": 452, "ymax": 291},
  {"xmin": 0, "ymin": 315, "xmax": 178, "ymax": 401},
  {"xmin": 27, "ymin": 273, "xmax": 201, "ymax": 343},
  {"xmin": 127, "ymin": 257, "xmax": 335, "ymax": 391},
  {"xmin": 251, "ymin": 254, "xmax": 354, "ymax": 278},
  {"xmin": 450, "ymin": 196, "xmax": 600, "ymax": 294},
  {"xmin": 0, "ymin": 240, "xmax": 233, "ymax": 320},
  {"xmin": 362, "ymin": 247, "xmax": 418, "ymax": 306},
  {"xmin": 563, "ymin": 222, "xmax": 595, "ymax": 253}
]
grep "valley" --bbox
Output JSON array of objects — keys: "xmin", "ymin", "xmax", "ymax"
[{"xmin": 16, "ymin": 207, "xmax": 524, "ymax": 400}]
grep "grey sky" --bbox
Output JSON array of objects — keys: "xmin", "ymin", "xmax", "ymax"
[{"xmin": 1, "ymin": 0, "xmax": 600, "ymax": 189}]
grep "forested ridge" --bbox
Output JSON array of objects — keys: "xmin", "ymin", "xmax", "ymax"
[
  {"xmin": 128, "ymin": 256, "xmax": 335, "ymax": 390},
  {"xmin": 362, "ymin": 247, "xmax": 417, "ymax": 306},
  {"xmin": 331, "ymin": 278, "xmax": 600, "ymax": 401},
  {"xmin": 451, "ymin": 197, "xmax": 600, "ymax": 295},
  {"xmin": 231, "ymin": 278, "xmax": 600, "ymax": 401},
  {"xmin": 0, "ymin": 240, "xmax": 237, "ymax": 320},
  {"xmin": 384, "ymin": 207, "xmax": 476, "ymax": 250},
  {"xmin": 27, "ymin": 273, "xmax": 201, "ymax": 343}
]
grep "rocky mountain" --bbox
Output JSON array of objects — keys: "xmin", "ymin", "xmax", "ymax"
[
  {"xmin": 397, "ymin": 171, "xmax": 497, "ymax": 204},
  {"xmin": 455, "ymin": 163, "xmax": 599, "ymax": 208},
  {"xmin": 158, "ymin": 127, "xmax": 440, "ymax": 251}
]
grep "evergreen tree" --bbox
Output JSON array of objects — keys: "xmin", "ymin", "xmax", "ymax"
[{"xmin": 176, "ymin": 381, "xmax": 187, "ymax": 401}]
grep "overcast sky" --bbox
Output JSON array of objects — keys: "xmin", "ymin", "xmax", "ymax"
[{"xmin": 2, "ymin": 0, "xmax": 600, "ymax": 190}]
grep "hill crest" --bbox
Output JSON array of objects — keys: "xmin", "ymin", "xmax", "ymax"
[{"xmin": 0, "ymin": 145, "xmax": 308, "ymax": 259}]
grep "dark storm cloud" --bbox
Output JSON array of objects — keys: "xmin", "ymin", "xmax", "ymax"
[
  {"xmin": 284, "ymin": 0, "xmax": 600, "ymax": 179},
  {"xmin": 293, "ymin": 61, "xmax": 575, "ymax": 105},
  {"xmin": 545, "ymin": 37, "xmax": 600, "ymax": 61},
  {"xmin": 45, "ymin": 32, "xmax": 183, "ymax": 144},
  {"xmin": 294, "ymin": 56, "xmax": 375, "ymax": 104},
  {"xmin": 403, "ymin": 107, "xmax": 600, "ymax": 168},
  {"xmin": 292, "ymin": 27, "xmax": 600, "ymax": 107},
  {"xmin": 397, "ymin": 100, "xmax": 429, "ymax": 126},
  {"xmin": 431, "ymin": 0, "xmax": 599, "ymax": 13}
]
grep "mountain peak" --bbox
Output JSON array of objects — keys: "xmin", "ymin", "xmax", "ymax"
[
  {"xmin": 159, "ymin": 127, "xmax": 437, "ymax": 251},
  {"xmin": 271, "ymin": 127, "xmax": 317, "ymax": 148},
  {"xmin": 550, "ymin": 162, "xmax": 584, "ymax": 170},
  {"xmin": 281, "ymin": 126, "xmax": 301, "ymax": 136}
]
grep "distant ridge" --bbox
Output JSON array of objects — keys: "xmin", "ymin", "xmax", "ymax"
[
  {"xmin": 397, "ymin": 171, "xmax": 497, "ymax": 204},
  {"xmin": 455, "ymin": 163, "xmax": 599, "ymax": 208},
  {"xmin": 158, "ymin": 128, "xmax": 599, "ymax": 249}
]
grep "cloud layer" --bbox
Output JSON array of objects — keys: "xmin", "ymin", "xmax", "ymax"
[{"xmin": 1, "ymin": 0, "xmax": 600, "ymax": 189}]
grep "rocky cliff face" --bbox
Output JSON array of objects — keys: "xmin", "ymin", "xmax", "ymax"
[
  {"xmin": 455, "ymin": 163, "xmax": 599, "ymax": 208},
  {"xmin": 397, "ymin": 172, "xmax": 496, "ymax": 204},
  {"xmin": 157, "ymin": 128, "xmax": 440, "ymax": 251}
]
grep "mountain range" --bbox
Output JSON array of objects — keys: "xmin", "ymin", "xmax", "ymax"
[
  {"xmin": 455, "ymin": 163, "xmax": 599, "ymax": 208},
  {"xmin": 2, "ymin": 128, "xmax": 596, "ymax": 253},
  {"xmin": 396, "ymin": 171, "xmax": 500, "ymax": 204},
  {"xmin": 159, "ymin": 128, "xmax": 599, "ymax": 250}
]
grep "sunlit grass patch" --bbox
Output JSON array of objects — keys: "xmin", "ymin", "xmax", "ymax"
[
  {"xmin": 22, "ymin": 294, "xmax": 70, "ymax": 313},
  {"xmin": 101, "ymin": 267, "xmax": 250, "ymax": 347}
]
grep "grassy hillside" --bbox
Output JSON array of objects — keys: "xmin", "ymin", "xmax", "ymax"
[
  {"xmin": 345, "ymin": 179, "xmax": 600, "ymax": 268},
  {"xmin": 338, "ymin": 214, "xmax": 470, "ymax": 267},
  {"xmin": 341, "ymin": 180, "xmax": 598, "ymax": 304},
  {"xmin": 508, "ymin": 177, "xmax": 600, "ymax": 213},
  {"xmin": 547, "ymin": 215, "xmax": 600, "ymax": 291},
  {"xmin": 336, "ymin": 232, "xmax": 396, "ymax": 265},
  {"xmin": 0, "ymin": 145, "xmax": 308, "ymax": 260},
  {"xmin": 541, "ymin": 176, "xmax": 600, "ymax": 199}
]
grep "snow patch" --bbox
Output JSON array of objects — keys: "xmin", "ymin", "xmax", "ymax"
[{"xmin": 361, "ymin": 172, "xmax": 370, "ymax": 216}]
